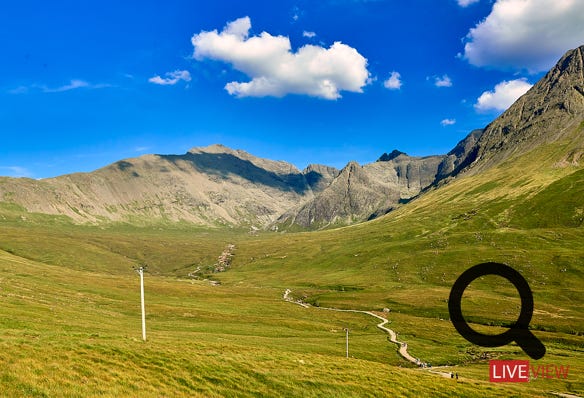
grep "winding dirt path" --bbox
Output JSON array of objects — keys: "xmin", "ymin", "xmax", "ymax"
[
  {"xmin": 283, "ymin": 288, "xmax": 452, "ymax": 377},
  {"xmin": 283, "ymin": 290, "xmax": 414, "ymax": 361}
]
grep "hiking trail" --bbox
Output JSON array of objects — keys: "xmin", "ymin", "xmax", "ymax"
[{"xmin": 283, "ymin": 289, "xmax": 452, "ymax": 377}]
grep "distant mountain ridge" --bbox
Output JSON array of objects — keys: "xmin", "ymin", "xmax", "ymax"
[
  {"xmin": 0, "ymin": 143, "xmax": 442, "ymax": 228},
  {"xmin": 1, "ymin": 45, "xmax": 583, "ymax": 229},
  {"xmin": 0, "ymin": 144, "xmax": 333, "ymax": 227},
  {"xmin": 277, "ymin": 153, "xmax": 446, "ymax": 228}
]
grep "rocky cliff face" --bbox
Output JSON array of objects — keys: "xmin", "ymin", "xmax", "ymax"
[
  {"xmin": 278, "ymin": 161, "xmax": 398, "ymax": 228},
  {"xmin": 277, "ymin": 153, "xmax": 445, "ymax": 228},
  {"xmin": 453, "ymin": 45, "xmax": 584, "ymax": 175},
  {"xmin": 302, "ymin": 164, "xmax": 340, "ymax": 192},
  {"xmin": 435, "ymin": 129, "xmax": 484, "ymax": 182}
]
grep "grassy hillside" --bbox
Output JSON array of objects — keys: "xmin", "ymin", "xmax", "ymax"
[
  {"xmin": 0, "ymin": 135, "xmax": 583, "ymax": 395},
  {"xmin": 2, "ymin": 247, "xmax": 557, "ymax": 397},
  {"xmin": 220, "ymin": 137, "xmax": 584, "ymax": 393}
]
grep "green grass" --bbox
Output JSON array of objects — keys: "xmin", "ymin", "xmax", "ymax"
[
  {"xmin": 0, "ymin": 248, "xmax": 574, "ymax": 397},
  {"xmin": 511, "ymin": 168, "xmax": 584, "ymax": 228},
  {"xmin": 0, "ymin": 138, "xmax": 583, "ymax": 395}
]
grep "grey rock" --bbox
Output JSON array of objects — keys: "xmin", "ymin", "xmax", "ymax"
[
  {"xmin": 455, "ymin": 45, "xmax": 584, "ymax": 175},
  {"xmin": 279, "ymin": 154, "xmax": 446, "ymax": 228}
]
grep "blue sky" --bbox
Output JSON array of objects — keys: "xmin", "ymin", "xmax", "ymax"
[{"xmin": 2, "ymin": 0, "xmax": 584, "ymax": 178}]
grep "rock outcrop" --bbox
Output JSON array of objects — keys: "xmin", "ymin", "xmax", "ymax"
[
  {"xmin": 452, "ymin": 45, "xmax": 584, "ymax": 175},
  {"xmin": 278, "ymin": 153, "xmax": 445, "ymax": 228}
]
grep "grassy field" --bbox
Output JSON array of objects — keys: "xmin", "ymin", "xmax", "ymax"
[
  {"xmin": 0, "ymin": 138, "xmax": 583, "ymax": 396},
  {"xmin": 0, "ymin": 246, "xmax": 577, "ymax": 397}
]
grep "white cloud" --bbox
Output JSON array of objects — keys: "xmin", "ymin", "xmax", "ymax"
[
  {"xmin": 383, "ymin": 71, "xmax": 402, "ymax": 90},
  {"xmin": 8, "ymin": 86, "xmax": 29, "ymax": 94},
  {"xmin": 191, "ymin": 17, "xmax": 370, "ymax": 99},
  {"xmin": 10, "ymin": 80, "xmax": 110, "ymax": 94},
  {"xmin": 458, "ymin": 0, "xmax": 480, "ymax": 6},
  {"xmin": 434, "ymin": 75, "xmax": 453, "ymax": 87},
  {"xmin": 0, "ymin": 166, "xmax": 32, "ymax": 178},
  {"xmin": 149, "ymin": 70, "xmax": 192, "ymax": 86},
  {"xmin": 474, "ymin": 78, "xmax": 533, "ymax": 112},
  {"xmin": 462, "ymin": 0, "xmax": 584, "ymax": 72},
  {"xmin": 441, "ymin": 118, "xmax": 456, "ymax": 126},
  {"xmin": 303, "ymin": 31, "xmax": 316, "ymax": 38},
  {"xmin": 291, "ymin": 6, "xmax": 302, "ymax": 22},
  {"xmin": 45, "ymin": 79, "xmax": 90, "ymax": 92}
]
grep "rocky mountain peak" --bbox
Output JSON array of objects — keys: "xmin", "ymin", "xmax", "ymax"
[
  {"xmin": 342, "ymin": 160, "xmax": 363, "ymax": 172},
  {"xmin": 302, "ymin": 164, "xmax": 340, "ymax": 192},
  {"xmin": 553, "ymin": 45, "xmax": 584, "ymax": 87},
  {"xmin": 452, "ymin": 45, "xmax": 584, "ymax": 175},
  {"xmin": 188, "ymin": 143, "xmax": 231, "ymax": 154},
  {"xmin": 377, "ymin": 150, "xmax": 407, "ymax": 162}
]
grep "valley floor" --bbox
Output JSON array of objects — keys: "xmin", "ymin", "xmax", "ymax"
[{"xmin": 1, "ymin": 234, "xmax": 582, "ymax": 397}]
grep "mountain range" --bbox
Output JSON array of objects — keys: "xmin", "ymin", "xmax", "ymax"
[{"xmin": 1, "ymin": 45, "xmax": 583, "ymax": 229}]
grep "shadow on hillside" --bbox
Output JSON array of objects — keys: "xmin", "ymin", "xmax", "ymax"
[{"xmin": 160, "ymin": 152, "xmax": 322, "ymax": 195}]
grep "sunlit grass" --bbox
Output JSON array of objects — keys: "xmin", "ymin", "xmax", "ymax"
[
  {"xmin": 0, "ymin": 138, "xmax": 582, "ymax": 395},
  {"xmin": 2, "ymin": 247, "xmax": 578, "ymax": 396}
]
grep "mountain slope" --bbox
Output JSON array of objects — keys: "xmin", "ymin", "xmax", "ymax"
[
  {"xmin": 215, "ymin": 50, "xmax": 584, "ymax": 369},
  {"xmin": 280, "ymin": 45, "xmax": 584, "ymax": 229},
  {"xmin": 0, "ymin": 145, "xmax": 445, "ymax": 229},
  {"xmin": 453, "ymin": 45, "xmax": 584, "ymax": 176},
  {"xmin": 0, "ymin": 144, "xmax": 324, "ymax": 227},
  {"xmin": 278, "ymin": 153, "xmax": 445, "ymax": 228}
]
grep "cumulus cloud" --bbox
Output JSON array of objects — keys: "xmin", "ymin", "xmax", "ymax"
[
  {"xmin": 383, "ymin": 71, "xmax": 402, "ymax": 90},
  {"xmin": 191, "ymin": 17, "xmax": 370, "ymax": 99},
  {"xmin": 474, "ymin": 78, "xmax": 533, "ymax": 112},
  {"xmin": 458, "ymin": 0, "xmax": 480, "ymax": 6},
  {"xmin": 462, "ymin": 0, "xmax": 584, "ymax": 72},
  {"xmin": 303, "ymin": 31, "xmax": 316, "ymax": 38},
  {"xmin": 441, "ymin": 118, "xmax": 456, "ymax": 126},
  {"xmin": 149, "ymin": 70, "xmax": 191, "ymax": 85},
  {"xmin": 434, "ymin": 75, "xmax": 453, "ymax": 87}
]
